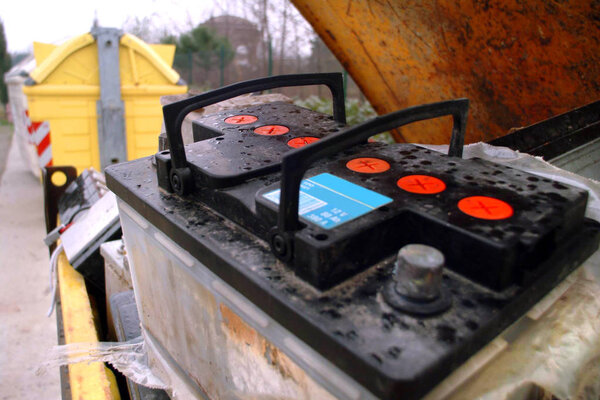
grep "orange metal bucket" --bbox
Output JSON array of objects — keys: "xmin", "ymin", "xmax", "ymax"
[{"xmin": 292, "ymin": 0, "xmax": 600, "ymax": 144}]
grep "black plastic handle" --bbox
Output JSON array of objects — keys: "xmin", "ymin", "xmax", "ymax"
[
  {"xmin": 163, "ymin": 73, "xmax": 346, "ymax": 194},
  {"xmin": 276, "ymin": 99, "xmax": 469, "ymax": 235}
]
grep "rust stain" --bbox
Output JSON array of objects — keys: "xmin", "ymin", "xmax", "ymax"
[
  {"xmin": 219, "ymin": 303, "xmax": 261, "ymax": 348},
  {"xmin": 264, "ymin": 343, "xmax": 296, "ymax": 380},
  {"xmin": 292, "ymin": 0, "xmax": 600, "ymax": 143},
  {"xmin": 219, "ymin": 303, "xmax": 300, "ymax": 382}
]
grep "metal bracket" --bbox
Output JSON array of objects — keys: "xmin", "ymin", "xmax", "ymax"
[
  {"xmin": 92, "ymin": 27, "xmax": 127, "ymax": 170},
  {"xmin": 488, "ymin": 100, "xmax": 600, "ymax": 159}
]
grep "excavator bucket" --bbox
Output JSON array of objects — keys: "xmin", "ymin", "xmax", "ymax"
[{"xmin": 291, "ymin": 0, "xmax": 600, "ymax": 143}]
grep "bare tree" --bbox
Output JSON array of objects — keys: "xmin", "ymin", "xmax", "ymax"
[
  {"xmin": 214, "ymin": 0, "xmax": 315, "ymax": 75},
  {"xmin": 277, "ymin": 1, "xmax": 288, "ymax": 74}
]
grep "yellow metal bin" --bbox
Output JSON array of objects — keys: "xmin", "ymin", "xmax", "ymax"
[{"xmin": 23, "ymin": 28, "xmax": 187, "ymax": 173}]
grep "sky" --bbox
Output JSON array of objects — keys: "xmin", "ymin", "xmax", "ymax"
[{"xmin": 0, "ymin": 0, "xmax": 219, "ymax": 53}]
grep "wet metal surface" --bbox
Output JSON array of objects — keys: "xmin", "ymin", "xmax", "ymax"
[{"xmin": 292, "ymin": 0, "xmax": 600, "ymax": 144}]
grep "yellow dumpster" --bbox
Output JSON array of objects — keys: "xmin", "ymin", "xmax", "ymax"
[{"xmin": 23, "ymin": 28, "xmax": 188, "ymax": 173}]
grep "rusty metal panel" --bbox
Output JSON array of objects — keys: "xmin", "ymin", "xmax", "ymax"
[{"xmin": 291, "ymin": 0, "xmax": 600, "ymax": 143}]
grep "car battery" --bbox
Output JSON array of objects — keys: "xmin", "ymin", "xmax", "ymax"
[{"xmin": 106, "ymin": 74, "xmax": 600, "ymax": 400}]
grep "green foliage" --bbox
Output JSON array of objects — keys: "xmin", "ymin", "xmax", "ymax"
[
  {"xmin": 171, "ymin": 25, "xmax": 234, "ymax": 71},
  {"xmin": 159, "ymin": 34, "xmax": 177, "ymax": 46},
  {"xmin": 0, "ymin": 20, "xmax": 11, "ymax": 105},
  {"xmin": 294, "ymin": 96, "xmax": 394, "ymax": 143}
]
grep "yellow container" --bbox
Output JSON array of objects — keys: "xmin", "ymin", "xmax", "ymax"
[{"xmin": 23, "ymin": 32, "xmax": 187, "ymax": 173}]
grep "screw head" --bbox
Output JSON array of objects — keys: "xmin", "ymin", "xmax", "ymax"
[
  {"xmin": 254, "ymin": 125, "xmax": 289, "ymax": 136},
  {"xmin": 346, "ymin": 157, "xmax": 391, "ymax": 174},
  {"xmin": 169, "ymin": 168, "xmax": 193, "ymax": 196},
  {"xmin": 273, "ymin": 235, "xmax": 285, "ymax": 253},
  {"xmin": 287, "ymin": 136, "xmax": 320, "ymax": 148},
  {"xmin": 395, "ymin": 244, "xmax": 445, "ymax": 301},
  {"xmin": 225, "ymin": 115, "xmax": 258, "ymax": 125},
  {"xmin": 170, "ymin": 173, "xmax": 180, "ymax": 191}
]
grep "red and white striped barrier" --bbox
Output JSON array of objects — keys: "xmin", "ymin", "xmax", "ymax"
[{"xmin": 24, "ymin": 110, "xmax": 53, "ymax": 168}]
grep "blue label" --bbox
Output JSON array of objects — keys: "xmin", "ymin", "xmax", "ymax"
[{"xmin": 263, "ymin": 173, "xmax": 393, "ymax": 229}]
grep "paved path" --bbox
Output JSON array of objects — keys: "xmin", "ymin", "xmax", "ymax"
[{"xmin": 0, "ymin": 131, "xmax": 61, "ymax": 399}]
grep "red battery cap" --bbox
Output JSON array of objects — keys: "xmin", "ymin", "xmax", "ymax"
[
  {"xmin": 224, "ymin": 115, "xmax": 258, "ymax": 124},
  {"xmin": 254, "ymin": 125, "xmax": 290, "ymax": 136},
  {"xmin": 397, "ymin": 175, "xmax": 446, "ymax": 194},
  {"xmin": 287, "ymin": 137, "xmax": 319, "ymax": 148},
  {"xmin": 346, "ymin": 157, "xmax": 391, "ymax": 173},
  {"xmin": 458, "ymin": 196, "xmax": 514, "ymax": 220}
]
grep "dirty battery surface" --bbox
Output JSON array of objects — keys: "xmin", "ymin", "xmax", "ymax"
[{"xmin": 106, "ymin": 74, "xmax": 600, "ymax": 399}]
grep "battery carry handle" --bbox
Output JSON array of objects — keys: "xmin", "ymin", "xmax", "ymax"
[
  {"xmin": 162, "ymin": 73, "xmax": 346, "ymax": 195},
  {"xmin": 273, "ymin": 99, "xmax": 469, "ymax": 256}
]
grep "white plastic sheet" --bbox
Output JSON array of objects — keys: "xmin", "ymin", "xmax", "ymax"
[{"xmin": 37, "ymin": 336, "xmax": 168, "ymax": 391}]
